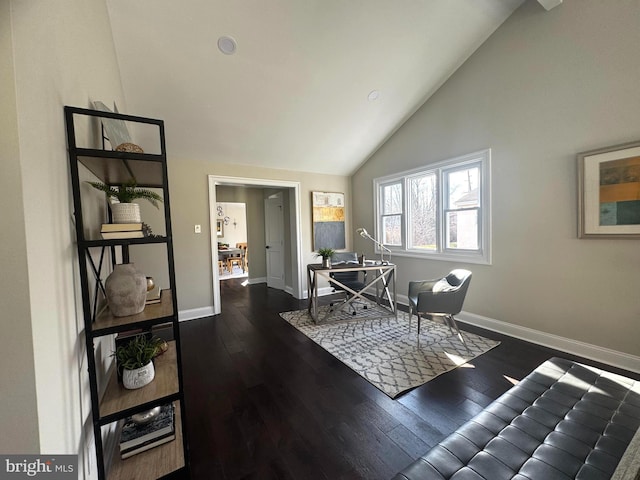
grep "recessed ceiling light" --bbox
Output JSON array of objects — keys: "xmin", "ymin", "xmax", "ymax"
[
  {"xmin": 368, "ymin": 90, "xmax": 380, "ymax": 101},
  {"xmin": 217, "ymin": 36, "xmax": 237, "ymax": 55}
]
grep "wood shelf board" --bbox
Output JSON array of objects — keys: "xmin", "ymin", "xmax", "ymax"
[
  {"xmin": 100, "ymin": 341, "xmax": 179, "ymax": 418},
  {"xmin": 107, "ymin": 401, "xmax": 185, "ymax": 480},
  {"xmin": 93, "ymin": 290, "xmax": 174, "ymax": 335},
  {"xmin": 81, "ymin": 236, "xmax": 169, "ymax": 247},
  {"xmin": 77, "ymin": 153, "xmax": 164, "ymax": 187}
]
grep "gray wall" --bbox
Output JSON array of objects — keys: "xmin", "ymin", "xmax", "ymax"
[
  {"xmin": 5, "ymin": 0, "xmax": 128, "ymax": 469},
  {"xmin": 353, "ymin": 0, "xmax": 640, "ymax": 357},
  {"xmin": 0, "ymin": 0, "xmax": 39, "ymax": 453}
]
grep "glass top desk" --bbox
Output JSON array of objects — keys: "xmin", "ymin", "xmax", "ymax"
[{"xmin": 306, "ymin": 261, "xmax": 397, "ymax": 323}]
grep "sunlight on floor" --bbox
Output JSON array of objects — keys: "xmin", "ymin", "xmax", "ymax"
[
  {"xmin": 241, "ymin": 279, "xmax": 249, "ymax": 287},
  {"xmin": 445, "ymin": 352, "xmax": 475, "ymax": 367},
  {"xmin": 503, "ymin": 375, "xmax": 520, "ymax": 385}
]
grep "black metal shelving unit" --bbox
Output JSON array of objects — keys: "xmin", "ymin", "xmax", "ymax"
[{"xmin": 65, "ymin": 106, "xmax": 189, "ymax": 480}]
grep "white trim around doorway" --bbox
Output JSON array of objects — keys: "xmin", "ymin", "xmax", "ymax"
[{"xmin": 207, "ymin": 175, "xmax": 303, "ymax": 315}]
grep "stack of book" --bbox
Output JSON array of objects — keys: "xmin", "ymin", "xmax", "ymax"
[
  {"xmin": 101, "ymin": 223, "xmax": 145, "ymax": 239},
  {"xmin": 119, "ymin": 403, "xmax": 175, "ymax": 459},
  {"xmin": 145, "ymin": 286, "xmax": 163, "ymax": 305}
]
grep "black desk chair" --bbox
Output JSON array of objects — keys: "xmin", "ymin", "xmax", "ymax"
[{"xmin": 329, "ymin": 252, "xmax": 366, "ymax": 315}]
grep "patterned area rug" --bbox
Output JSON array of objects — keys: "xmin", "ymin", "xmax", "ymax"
[{"xmin": 280, "ymin": 307, "xmax": 500, "ymax": 398}]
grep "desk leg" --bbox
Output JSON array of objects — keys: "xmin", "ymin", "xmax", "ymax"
[
  {"xmin": 392, "ymin": 268, "xmax": 397, "ymax": 317},
  {"xmin": 307, "ymin": 268, "xmax": 312, "ymax": 314},
  {"xmin": 377, "ymin": 268, "xmax": 397, "ymax": 317},
  {"xmin": 307, "ymin": 268, "xmax": 317, "ymax": 320}
]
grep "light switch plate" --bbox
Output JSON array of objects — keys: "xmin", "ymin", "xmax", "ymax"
[{"xmin": 194, "ymin": 224, "xmax": 201, "ymax": 234}]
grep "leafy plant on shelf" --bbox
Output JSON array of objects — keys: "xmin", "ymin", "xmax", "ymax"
[
  {"xmin": 113, "ymin": 335, "xmax": 165, "ymax": 372},
  {"xmin": 315, "ymin": 247, "xmax": 335, "ymax": 259},
  {"xmin": 86, "ymin": 179, "xmax": 163, "ymax": 208}
]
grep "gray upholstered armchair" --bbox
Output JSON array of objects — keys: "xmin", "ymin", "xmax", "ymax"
[{"xmin": 408, "ymin": 269, "xmax": 472, "ymax": 345}]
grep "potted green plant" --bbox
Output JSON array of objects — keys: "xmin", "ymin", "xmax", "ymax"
[
  {"xmin": 315, "ymin": 247, "xmax": 335, "ymax": 268},
  {"xmin": 86, "ymin": 179, "xmax": 163, "ymax": 224},
  {"xmin": 113, "ymin": 334, "xmax": 165, "ymax": 389}
]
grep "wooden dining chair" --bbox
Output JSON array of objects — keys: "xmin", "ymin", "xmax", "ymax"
[{"xmin": 236, "ymin": 242, "xmax": 248, "ymax": 272}]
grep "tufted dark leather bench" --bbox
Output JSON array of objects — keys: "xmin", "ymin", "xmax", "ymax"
[{"xmin": 393, "ymin": 357, "xmax": 640, "ymax": 480}]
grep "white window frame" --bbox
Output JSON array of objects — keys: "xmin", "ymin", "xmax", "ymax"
[{"xmin": 373, "ymin": 149, "xmax": 491, "ymax": 265}]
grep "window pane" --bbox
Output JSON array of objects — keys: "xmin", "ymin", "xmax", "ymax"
[
  {"xmin": 382, "ymin": 215, "xmax": 402, "ymax": 245},
  {"xmin": 409, "ymin": 174, "xmax": 437, "ymax": 250},
  {"xmin": 446, "ymin": 209, "xmax": 478, "ymax": 250},
  {"xmin": 447, "ymin": 167, "xmax": 479, "ymax": 210},
  {"xmin": 382, "ymin": 183, "xmax": 402, "ymax": 215}
]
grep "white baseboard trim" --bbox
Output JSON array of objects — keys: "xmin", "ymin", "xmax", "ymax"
[
  {"xmin": 456, "ymin": 311, "xmax": 640, "ymax": 374},
  {"xmin": 394, "ymin": 293, "xmax": 640, "ymax": 373},
  {"xmin": 247, "ymin": 277, "xmax": 266, "ymax": 285},
  {"xmin": 178, "ymin": 306, "xmax": 214, "ymax": 322},
  {"xmin": 302, "ymin": 286, "xmax": 335, "ymax": 299}
]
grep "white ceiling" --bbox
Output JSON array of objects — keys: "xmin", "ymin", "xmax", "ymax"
[{"xmin": 106, "ymin": 0, "xmax": 525, "ymax": 176}]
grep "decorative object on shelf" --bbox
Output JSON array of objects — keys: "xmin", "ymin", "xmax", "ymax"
[
  {"xmin": 122, "ymin": 363, "xmax": 155, "ymax": 390},
  {"xmin": 99, "ymin": 222, "xmax": 155, "ymax": 240},
  {"xmin": 145, "ymin": 286, "xmax": 162, "ymax": 305},
  {"xmin": 113, "ymin": 334, "xmax": 165, "ymax": 389},
  {"xmin": 155, "ymin": 338, "xmax": 169, "ymax": 356},
  {"xmin": 577, "ymin": 140, "xmax": 640, "ymax": 238},
  {"xmin": 86, "ymin": 180, "xmax": 163, "ymax": 224},
  {"xmin": 315, "ymin": 247, "xmax": 335, "ymax": 269},
  {"xmin": 105, "ymin": 263, "xmax": 147, "ymax": 317},
  {"xmin": 146, "ymin": 276, "xmax": 155, "ymax": 292},
  {"xmin": 312, "ymin": 191, "xmax": 346, "ymax": 250},
  {"xmin": 115, "ymin": 142, "xmax": 144, "ymax": 153},
  {"xmin": 93, "ymin": 101, "xmax": 133, "ymax": 149},
  {"xmin": 112, "ymin": 203, "xmax": 141, "ymax": 224},
  {"xmin": 131, "ymin": 405, "xmax": 162, "ymax": 425},
  {"xmin": 119, "ymin": 403, "xmax": 175, "ymax": 458}
]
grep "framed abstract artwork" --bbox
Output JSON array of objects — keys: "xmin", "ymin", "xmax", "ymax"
[
  {"xmin": 93, "ymin": 101, "xmax": 132, "ymax": 149},
  {"xmin": 578, "ymin": 140, "xmax": 640, "ymax": 238},
  {"xmin": 312, "ymin": 191, "xmax": 346, "ymax": 250}
]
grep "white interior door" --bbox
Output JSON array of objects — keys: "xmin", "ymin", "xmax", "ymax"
[{"xmin": 265, "ymin": 192, "xmax": 285, "ymax": 290}]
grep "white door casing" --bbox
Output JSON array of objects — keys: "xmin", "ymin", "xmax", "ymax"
[{"xmin": 207, "ymin": 176, "xmax": 302, "ymax": 316}]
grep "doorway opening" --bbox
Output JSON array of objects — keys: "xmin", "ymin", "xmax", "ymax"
[
  {"xmin": 216, "ymin": 202, "xmax": 248, "ymax": 281},
  {"xmin": 208, "ymin": 175, "xmax": 303, "ymax": 315}
]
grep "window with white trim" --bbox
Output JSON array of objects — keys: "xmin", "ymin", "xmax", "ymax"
[{"xmin": 374, "ymin": 149, "xmax": 491, "ymax": 264}]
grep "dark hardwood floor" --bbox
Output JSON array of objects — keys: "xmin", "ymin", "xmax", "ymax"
[{"xmin": 179, "ymin": 278, "xmax": 638, "ymax": 480}]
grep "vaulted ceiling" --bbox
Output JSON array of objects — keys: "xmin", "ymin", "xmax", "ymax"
[{"xmin": 106, "ymin": 0, "xmax": 525, "ymax": 175}]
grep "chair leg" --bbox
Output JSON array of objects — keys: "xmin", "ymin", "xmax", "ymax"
[
  {"xmin": 417, "ymin": 313, "xmax": 421, "ymax": 336},
  {"xmin": 408, "ymin": 307, "xmax": 413, "ymax": 332},
  {"xmin": 448, "ymin": 315, "xmax": 468, "ymax": 349}
]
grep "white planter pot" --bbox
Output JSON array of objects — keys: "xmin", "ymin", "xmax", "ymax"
[
  {"xmin": 111, "ymin": 202, "xmax": 141, "ymax": 223},
  {"xmin": 122, "ymin": 362, "xmax": 155, "ymax": 390}
]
